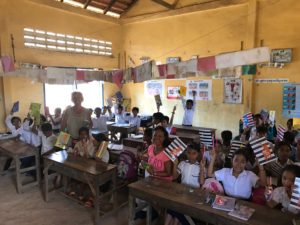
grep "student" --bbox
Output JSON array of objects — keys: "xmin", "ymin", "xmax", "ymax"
[
  {"xmin": 92, "ymin": 107, "xmax": 112, "ymax": 133},
  {"xmin": 129, "ymin": 107, "xmax": 141, "ymax": 129},
  {"xmin": 283, "ymin": 131, "xmax": 296, "ymax": 161},
  {"xmin": 137, "ymin": 128, "xmax": 153, "ymax": 178},
  {"xmin": 266, "ymin": 165, "xmax": 300, "ymax": 214},
  {"xmin": 3, "ymin": 112, "xmax": 23, "ymax": 139},
  {"xmin": 165, "ymin": 143, "xmax": 203, "ymax": 225},
  {"xmin": 115, "ymin": 105, "xmax": 126, "ymax": 124},
  {"xmin": 287, "ymin": 118, "xmax": 297, "ymax": 136},
  {"xmin": 207, "ymin": 148, "xmax": 267, "ymax": 199},
  {"xmin": 146, "ymin": 126, "xmax": 172, "ymax": 181},
  {"xmin": 203, "ymin": 140, "xmax": 226, "ymax": 171},
  {"xmin": 71, "ymin": 127, "xmax": 96, "ymax": 158},
  {"xmin": 40, "ymin": 123, "xmax": 57, "ymax": 155},
  {"xmin": 221, "ymin": 130, "xmax": 232, "ymax": 155},
  {"xmin": 264, "ymin": 141, "xmax": 294, "ymax": 186},
  {"xmin": 152, "ymin": 112, "xmax": 164, "ymax": 127},
  {"xmin": 241, "ymin": 114, "xmax": 263, "ymax": 142},
  {"xmin": 48, "ymin": 108, "xmax": 62, "ymax": 134},
  {"xmin": 181, "ymin": 91, "xmax": 196, "ymax": 126},
  {"xmin": 161, "ymin": 106, "xmax": 176, "ymax": 134}
]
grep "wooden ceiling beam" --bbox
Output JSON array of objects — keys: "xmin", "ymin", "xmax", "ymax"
[
  {"xmin": 151, "ymin": 0, "xmax": 175, "ymax": 9},
  {"xmin": 84, "ymin": 0, "xmax": 92, "ymax": 8},
  {"xmin": 104, "ymin": 0, "xmax": 118, "ymax": 14},
  {"xmin": 120, "ymin": 0, "xmax": 138, "ymax": 17}
]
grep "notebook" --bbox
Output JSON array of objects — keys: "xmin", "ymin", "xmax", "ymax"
[
  {"xmin": 95, "ymin": 141, "xmax": 109, "ymax": 159},
  {"xmin": 212, "ymin": 195, "xmax": 236, "ymax": 212},
  {"xmin": 228, "ymin": 205, "xmax": 255, "ymax": 221},
  {"xmin": 154, "ymin": 94, "xmax": 162, "ymax": 107},
  {"xmin": 164, "ymin": 137, "xmax": 187, "ymax": 161},
  {"xmin": 29, "ymin": 102, "xmax": 41, "ymax": 125},
  {"xmin": 228, "ymin": 141, "xmax": 246, "ymax": 158},
  {"xmin": 12, "ymin": 101, "xmax": 19, "ymax": 113},
  {"xmin": 55, "ymin": 132, "xmax": 71, "ymax": 149},
  {"xmin": 250, "ymin": 137, "xmax": 277, "ymax": 165}
]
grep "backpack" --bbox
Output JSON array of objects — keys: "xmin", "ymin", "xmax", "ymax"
[{"xmin": 117, "ymin": 150, "xmax": 138, "ymax": 181}]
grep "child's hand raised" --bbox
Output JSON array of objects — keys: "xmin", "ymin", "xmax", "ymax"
[{"xmin": 209, "ymin": 148, "xmax": 216, "ymax": 160}]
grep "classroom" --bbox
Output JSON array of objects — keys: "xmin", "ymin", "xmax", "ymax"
[{"xmin": 0, "ymin": 0, "xmax": 300, "ymax": 225}]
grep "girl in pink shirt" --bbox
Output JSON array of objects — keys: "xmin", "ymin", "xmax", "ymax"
[{"xmin": 147, "ymin": 126, "xmax": 172, "ymax": 181}]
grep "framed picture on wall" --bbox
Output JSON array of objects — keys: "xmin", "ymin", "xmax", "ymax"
[
  {"xmin": 271, "ymin": 48, "xmax": 292, "ymax": 63},
  {"xmin": 167, "ymin": 86, "xmax": 180, "ymax": 99}
]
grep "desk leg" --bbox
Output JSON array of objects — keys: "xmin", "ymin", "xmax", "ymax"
[
  {"xmin": 15, "ymin": 156, "xmax": 22, "ymax": 194},
  {"xmin": 44, "ymin": 164, "xmax": 49, "ymax": 202},
  {"xmin": 112, "ymin": 169, "xmax": 117, "ymax": 209},
  {"xmin": 35, "ymin": 152, "xmax": 41, "ymax": 188},
  {"xmin": 146, "ymin": 204, "xmax": 152, "ymax": 225},
  {"xmin": 95, "ymin": 178, "xmax": 100, "ymax": 225},
  {"xmin": 128, "ymin": 194, "xmax": 135, "ymax": 225}
]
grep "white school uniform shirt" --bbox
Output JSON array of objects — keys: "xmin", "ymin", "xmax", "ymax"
[
  {"xmin": 271, "ymin": 187, "xmax": 299, "ymax": 214},
  {"xmin": 181, "ymin": 97, "xmax": 196, "ymax": 126},
  {"xmin": 178, "ymin": 161, "xmax": 201, "ymax": 188},
  {"xmin": 129, "ymin": 115, "xmax": 141, "ymax": 129},
  {"xmin": 92, "ymin": 115, "xmax": 111, "ymax": 133},
  {"xmin": 214, "ymin": 168, "xmax": 258, "ymax": 199},
  {"xmin": 41, "ymin": 132, "xmax": 57, "ymax": 155},
  {"xmin": 115, "ymin": 113, "xmax": 126, "ymax": 124},
  {"xmin": 5, "ymin": 115, "xmax": 24, "ymax": 138},
  {"xmin": 52, "ymin": 116, "xmax": 62, "ymax": 130}
]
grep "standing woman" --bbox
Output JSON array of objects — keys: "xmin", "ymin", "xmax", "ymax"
[{"xmin": 61, "ymin": 92, "xmax": 92, "ymax": 144}]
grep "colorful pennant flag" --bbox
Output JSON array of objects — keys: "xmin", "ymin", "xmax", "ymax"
[
  {"xmin": 112, "ymin": 70, "xmax": 124, "ymax": 89},
  {"xmin": 199, "ymin": 129, "xmax": 214, "ymax": 148},
  {"xmin": 228, "ymin": 141, "xmax": 246, "ymax": 158},
  {"xmin": 277, "ymin": 124, "xmax": 286, "ymax": 141},
  {"xmin": 250, "ymin": 137, "xmax": 277, "ymax": 165},
  {"xmin": 1, "ymin": 56, "xmax": 15, "ymax": 73},
  {"xmin": 164, "ymin": 137, "xmax": 187, "ymax": 161},
  {"xmin": 197, "ymin": 56, "xmax": 216, "ymax": 72},
  {"xmin": 242, "ymin": 112, "xmax": 255, "ymax": 128},
  {"xmin": 289, "ymin": 177, "xmax": 300, "ymax": 210}
]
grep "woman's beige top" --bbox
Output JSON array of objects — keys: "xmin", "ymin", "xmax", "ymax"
[{"xmin": 64, "ymin": 107, "xmax": 90, "ymax": 139}]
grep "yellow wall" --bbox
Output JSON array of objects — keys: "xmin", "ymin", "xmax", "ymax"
[
  {"xmin": 0, "ymin": 0, "xmax": 120, "ymax": 131},
  {"xmin": 120, "ymin": 0, "xmax": 300, "ymax": 137}
]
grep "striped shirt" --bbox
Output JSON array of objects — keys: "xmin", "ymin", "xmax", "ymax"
[{"xmin": 265, "ymin": 159, "xmax": 293, "ymax": 179}]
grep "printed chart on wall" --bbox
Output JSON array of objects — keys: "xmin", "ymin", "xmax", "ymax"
[
  {"xmin": 186, "ymin": 80, "xmax": 212, "ymax": 101},
  {"xmin": 224, "ymin": 79, "xmax": 243, "ymax": 104},
  {"xmin": 282, "ymin": 83, "xmax": 300, "ymax": 118},
  {"xmin": 144, "ymin": 80, "xmax": 165, "ymax": 98}
]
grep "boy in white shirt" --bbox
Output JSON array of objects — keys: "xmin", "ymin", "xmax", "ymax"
[
  {"xmin": 115, "ymin": 105, "xmax": 126, "ymax": 125},
  {"xmin": 3, "ymin": 113, "xmax": 23, "ymax": 140},
  {"xmin": 48, "ymin": 108, "xmax": 62, "ymax": 134},
  {"xmin": 181, "ymin": 91, "xmax": 196, "ymax": 126},
  {"xmin": 40, "ymin": 123, "xmax": 57, "ymax": 155},
  {"xmin": 92, "ymin": 107, "xmax": 112, "ymax": 133},
  {"xmin": 129, "ymin": 107, "xmax": 141, "ymax": 129}
]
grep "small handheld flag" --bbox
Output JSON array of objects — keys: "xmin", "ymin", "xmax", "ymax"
[
  {"xmin": 164, "ymin": 137, "xmax": 187, "ymax": 161},
  {"xmin": 277, "ymin": 124, "xmax": 286, "ymax": 141},
  {"xmin": 228, "ymin": 141, "xmax": 246, "ymax": 158},
  {"xmin": 199, "ymin": 129, "xmax": 213, "ymax": 148},
  {"xmin": 242, "ymin": 112, "xmax": 255, "ymax": 128},
  {"xmin": 250, "ymin": 137, "xmax": 277, "ymax": 165}
]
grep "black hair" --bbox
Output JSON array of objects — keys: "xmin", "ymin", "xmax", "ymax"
[
  {"xmin": 276, "ymin": 141, "xmax": 292, "ymax": 152},
  {"xmin": 287, "ymin": 118, "xmax": 293, "ymax": 126},
  {"xmin": 132, "ymin": 107, "xmax": 139, "ymax": 113},
  {"xmin": 186, "ymin": 99, "xmax": 194, "ymax": 106},
  {"xmin": 94, "ymin": 107, "xmax": 101, "ymax": 111},
  {"xmin": 41, "ymin": 122, "xmax": 52, "ymax": 132},
  {"xmin": 118, "ymin": 104, "xmax": 123, "ymax": 110},
  {"xmin": 144, "ymin": 128, "xmax": 153, "ymax": 138},
  {"xmin": 40, "ymin": 114, "xmax": 47, "ymax": 123},
  {"xmin": 78, "ymin": 127, "xmax": 89, "ymax": 135},
  {"xmin": 233, "ymin": 148, "xmax": 248, "ymax": 162},
  {"xmin": 93, "ymin": 133, "xmax": 108, "ymax": 142},
  {"xmin": 221, "ymin": 130, "xmax": 233, "ymax": 142},
  {"xmin": 154, "ymin": 126, "xmax": 171, "ymax": 148},
  {"xmin": 283, "ymin": 131, "xmax": 295, "ymax": 145},
  {"xmin": 152, "ymin": 112, "xmax": 164, "ymax": 122},
  {"xmin": 254, "ymin": 114, "xmax": 263, "ymax": 120},
  {"xmin": 12, "ymin": 116, "xmax": 21, "ymax": 124},
  {"xmin": 163, "ymin": 116, "xmax": 170, "ymax": 124},
  {"xmin": 187, "ymin": 142, "xmax": 201, "ymax": 153},
  {"xmin": 282, "ymin": 165, "xmax": 300, "ymax": 178},
  {"xmin": 256, "ymin": 125, "xmax": 268, "ymax": 134}
]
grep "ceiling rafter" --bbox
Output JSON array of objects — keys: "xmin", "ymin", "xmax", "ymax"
[
  {"xmin": 104, "ymin": 0, "xmax": 118, "ymax": 14},
  {"xmin": 84, "ymin": 0, "xmax": 92, "ymax": 9}
]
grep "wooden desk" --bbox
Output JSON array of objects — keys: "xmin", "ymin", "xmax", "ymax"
[
  {"xmin": 173, "ymin": 125, "xmax": 216, "ymax": 135},
  {"xmin": 122, "ymin": 138, "xmax": 144, "ymax": 149},
  {"xmin": 128, "ymin": 178, "xmax": 294, "ymax": 225},
  {"xmin": 0, "ymin": 139, "xmax": 40, "ymax": 193},
  {"xmin": 43, "ymin": 151, "xmax": 118, "ymax": 225},
  {"xmin": 108, "ymin": 124, "xmax": 137, "ymax": 143}
]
